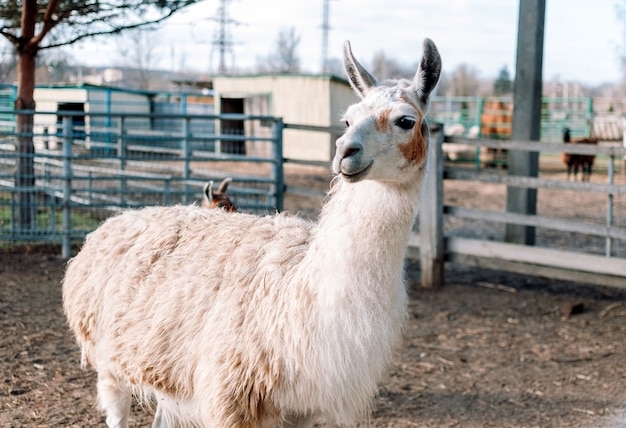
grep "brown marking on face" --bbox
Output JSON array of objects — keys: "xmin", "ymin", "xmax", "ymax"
[
  {"xmin": 215, "ymin": 197, "xmax": 237, "ymax": 212},
  {"xmin": 375, "ymin": 108, "xmax": 392, "ymax": 132},
  {"xmin": 202, "ymin": 194, "xmax": 237, "ymax": 212},
  {"xmin": 394, "ymin": 93, "xmax": 428, "ymax": 164},
  {"xmin": 398, "ymin": 116, "xmax": 427, "ymax": 164}
]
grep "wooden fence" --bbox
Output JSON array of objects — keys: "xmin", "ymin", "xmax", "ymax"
[{"xmin": 417, "ymin": 123, "xmax": 626, "ymax": 289}]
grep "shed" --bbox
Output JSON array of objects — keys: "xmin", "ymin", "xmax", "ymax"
[
  {"xmin": 32, "ymin": 84, "xmax": 154, "ymax": 149},
  {"xmin": 211, "ymin": 73, "xmax": 355, "ymax": 161}
]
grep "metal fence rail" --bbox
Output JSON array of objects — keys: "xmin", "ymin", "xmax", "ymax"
[
  {"xmin": 429, "ymin": 95, "xmax": 596, "ymax": 142},
  {"xmin": 0, "ymin": 110, "xmax": 283, "ymax": 257}
]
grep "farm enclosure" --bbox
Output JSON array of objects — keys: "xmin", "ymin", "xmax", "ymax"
[
  {"xmin": 2, "ymin": 173, "xmax": 626, "ymax": 427},
  {"xmin": 2, "ymin": 123, "xmax": 626, "ymax": 426}
]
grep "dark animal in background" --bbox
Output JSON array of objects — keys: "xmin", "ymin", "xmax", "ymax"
[
  {"xmin": 561, "ymin": 127, "xmax": 598, "ymax": 182},
  {"xmin": 202, "ymin": 177, "xmax": 237, "ymax": 211}
]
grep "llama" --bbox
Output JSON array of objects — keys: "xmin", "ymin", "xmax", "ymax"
[
  {"xmin": 562, "ymin": 127, "xmax": 598, "ymax": 181},
  {"xmin": 62, "ymin": 38, "xmax": 442, "ymax": 428},
  {"xmin": 201, "ymin": 177, "xmax": 237, "ymax": 211}
]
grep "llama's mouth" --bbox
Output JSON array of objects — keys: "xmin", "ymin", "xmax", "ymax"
[{"xmin": 341, "ymin": 160, "xmax": 373, "ymax": 182}]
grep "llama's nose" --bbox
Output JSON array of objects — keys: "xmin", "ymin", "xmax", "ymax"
[
  {"xmin": 333, "ymin": 136, "xmax": 365, "ymax": 176},
  {"xmin": 339, "ymin": 140, "xmax": 363, "ymax": 160}
]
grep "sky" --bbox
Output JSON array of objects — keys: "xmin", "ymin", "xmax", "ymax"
[{"xmin": 69, "ymin": 0, "xmax": 625, "ymax": 86}]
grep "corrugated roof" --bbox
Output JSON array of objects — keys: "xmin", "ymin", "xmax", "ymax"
[
  {"xmin": 212, "ymin": 73, "xmax": 350, "ymax": 86},
  {"xmin": 591, "ymin": 114, "xmax": 623, "ymax": 141},
  {"xmin": 35, "ymin": 83, "xmax": 158, "ymax": 96}
]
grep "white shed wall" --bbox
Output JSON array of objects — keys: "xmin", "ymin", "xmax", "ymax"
[
  {"xmin": 32, "ymin": 87, "xmax": 152, "ymax": 150},
  {"xmin": 33, "ymin": 88, "xmax": 89, "ymax": 150},
  {"xmin": 87, "ymin": 90, "xmax": 151, "ymax": 132},
  {"xmin": 213, "ymin": 74, "xmax": 353, "ymax": 162}
]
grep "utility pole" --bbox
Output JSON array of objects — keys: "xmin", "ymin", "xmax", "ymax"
[
  {"xmin": 504, "ymin": 0, "xmax": 545, "ymax": 245},
  {"xmin": 320, "ymin": 0, "xmax": 335, "ymax": 73},
  {"xmin": 210, "ymin": 0, "xmax": 240, "ymax": 73}
]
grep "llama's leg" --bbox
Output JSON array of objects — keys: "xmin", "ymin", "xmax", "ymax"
[
  {"xmin": 567, "ymin": 163, "xmax": 573, "ymax": 180},
  {"xmin": 151, "ymin": 404, "xmax": 172, "ymax": 428},
  {"xmin": 583, "ymin": 162, "xmax": 592, "ymax": 181},
  {"xmin": 97, "ymin": 373, "xmax": 132, "ymax": 428},
  {"xmin": 580, "ymin": 163, "xmax": 586, "ymax": 181},
  {"xmin": 282, "ymin": 413, "xmax": 321, "ymax": 427}
]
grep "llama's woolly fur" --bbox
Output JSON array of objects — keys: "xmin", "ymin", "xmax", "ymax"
[
  {"xmin": 64, "ymin": 183, "xmax": 412, "ymax": 426},
  {"xmin": 63, "ymin": 37, "xmax": 442, "ymax": 428}
]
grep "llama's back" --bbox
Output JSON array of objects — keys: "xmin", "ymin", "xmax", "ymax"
[{"xmin": 62, "ymin": 205, "xmax": 312, "ymax": 425}]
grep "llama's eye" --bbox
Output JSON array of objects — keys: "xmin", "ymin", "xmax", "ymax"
[
  {"xmin": 345, "ymin": 120, "xmax": 350, "ymax": 127},
  {"xmin": 395, "ymin": 117, "xmax": 416, "ymax": 130}
]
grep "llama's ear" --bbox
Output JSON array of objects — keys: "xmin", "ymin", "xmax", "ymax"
[
  {"xmin": 218, "ymin": 177, "xmax": 232, "ymax": 193},
  {"xmin": 412, "ymin": 38, "xmax": 442, "ymax": 110},
  {"xmin": 343, "ymin": 40, "xmax": 378, "ymax": 99},
  {"xmin": 205, "ymin": 181, "xmax": 215, "ymax": 202}
]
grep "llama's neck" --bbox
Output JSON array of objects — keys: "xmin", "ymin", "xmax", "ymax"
[
  {"xmin": 282, "ymin": 177, "xmax": 423, "ymax": 420},
  {"xmin": 306, "ymin": 177, "xmax": 423, "ymax": 304}
]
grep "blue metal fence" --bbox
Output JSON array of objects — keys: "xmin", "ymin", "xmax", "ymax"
[
  {"xmin": 429, "ymin": 95, "xmax": 595, "ymax": 141},
  {"xmin": 0, "ymin": 109, "xmax": 284, "ymax": 257}
]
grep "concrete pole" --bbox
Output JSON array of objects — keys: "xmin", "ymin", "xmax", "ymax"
[{"xmin": 504, "ymin": 0, "xmax": 546, "ymax": 245}]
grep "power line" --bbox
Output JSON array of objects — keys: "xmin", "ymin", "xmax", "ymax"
[{"xmin": 209, "ymin": 0, "xmax": 241, "ymax": 74}]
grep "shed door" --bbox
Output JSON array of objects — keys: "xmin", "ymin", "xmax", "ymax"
[
  {"xmin": 220, "ymin": 97, "xmax": 245, "ymax": 154},
  {"xmin": 57, "ymin": 102, "xmax": 85, "ymax": 140}
]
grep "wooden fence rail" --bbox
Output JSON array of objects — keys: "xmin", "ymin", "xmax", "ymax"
[{"xmin": 417, "ymin": 123, "xmax": 626, "ymax": 289}]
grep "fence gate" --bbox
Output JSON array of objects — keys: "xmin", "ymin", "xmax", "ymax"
[{"xmin": 0, "ymin": 109, "xmax": 284, "ymax": 257}]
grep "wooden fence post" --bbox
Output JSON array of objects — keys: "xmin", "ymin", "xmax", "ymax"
[{"xmin": 420, "ymin": 122, "xmax": 445, "ymax": 288}]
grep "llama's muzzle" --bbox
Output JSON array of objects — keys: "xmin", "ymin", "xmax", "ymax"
[{"xmin": 333, "ymin": 139, "xmax": 373, "ymax": 181}]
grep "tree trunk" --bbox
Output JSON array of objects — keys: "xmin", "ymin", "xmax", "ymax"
[
  {"xmin": 15, "ymin": 0, "xmax": 38, "ymax": 231},
  {"xmin": 15, "ymin": 51, "xmax": 36, "ymax": 231}
]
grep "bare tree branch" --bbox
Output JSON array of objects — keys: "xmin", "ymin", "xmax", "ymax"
[
  {"xmin": 30, "ymin": 0, "xmax": 62, "ymax": 47},
  {"xmin": 39, "ymin": 10, "xmax": 178, "ymax": 50},
  {"xmin": 0, "ymin": 0, "xmax": 201, "ymax": 231}
]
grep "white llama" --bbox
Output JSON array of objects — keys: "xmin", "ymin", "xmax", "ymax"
[{"xmin": 62, "ymin": 38, "xmax": 442, "ymax": 428}]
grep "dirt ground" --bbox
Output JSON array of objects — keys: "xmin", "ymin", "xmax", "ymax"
[{"xmin": 1, "ymin": 164, "xmax": 626, "ymax": 427}]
